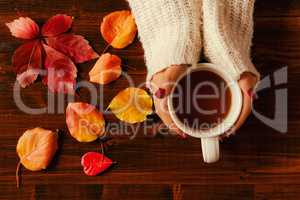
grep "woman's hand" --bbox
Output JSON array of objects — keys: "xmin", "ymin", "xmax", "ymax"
[
  {"xmin": 150, "ymin": 65, "xmax": 188, "ymax": 137},
  {"xmin": 225, "ymin": 72, "xmax": 258, "ymax": 137}
]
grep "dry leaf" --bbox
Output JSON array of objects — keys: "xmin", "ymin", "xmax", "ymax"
[
  {"xmin": 89, "ymin": 53, "xmax": 121, "ymax": 85},
  {"xmin": 81, "ymin": 152, "xmax": 113, "ymax": 176},
  {"xmin": 42, "ymin": 44, "xmax": 77, "ymax": 94},
  {"xmin": 100, "ymin": 10, "xmax": 137, "ymax": 49},
  {"xmin": 6, "ymin": 14, "xmax": 98, "ymax": 93},
  {"xmin": 108, "ymin": 87, "xmax": 153, "ymax": 123},
  {"xmin": 16, "ymin": 127, "xmax": 58, "ymax": 171},
  {"xmin": 13, "ymin": 40, "xmax": 42, "ymax": 88},
  {"xmin": 66, "ymin": 102, "xmax": 105, "ymax": 142},
  {"xmin": 6, "ymin": 17, "xmax": 40, "ymax": 39},
  {"xmin": 42, "ymin": 14, "xmax": 73, "ymax": 37},
  {"xmin": 46, "ymin": 33, "xmax": 99, "ymax": 63}
]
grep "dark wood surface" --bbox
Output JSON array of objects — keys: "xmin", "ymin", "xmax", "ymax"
[{"xmin": 0, "ymin": 0, "xmax": 298, "ymax": 199}]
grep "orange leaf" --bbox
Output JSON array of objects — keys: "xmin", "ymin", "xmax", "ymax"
[
  {"xmin": 89, "ymin": 53, "xmax": 121, "ymax": 85},
  {"xmin": 66, "ymin": 102, "xmax": 106, "ymax": 142},
  {"xmin": 100, "ymin": 10, "xmax": 137, "ymax": 49},
  {"xmin": 16, "ymin": 127, "xmax": 58, "ymax": 171}
]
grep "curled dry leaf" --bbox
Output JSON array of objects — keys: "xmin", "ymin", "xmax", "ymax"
[
  {"xmin": 42, "ymin": 14, "xmax": 73, "ymax": 37},
  {"xmin": 108, "ymin": 87, "xmax": 153, "ymax": 124},
  {"xmin": 100, "ymin": 10, "xmax": 137, "ymax": 49},
  {"xmin": 89, "ymin": 53, "xmax": 121, "ymax": 85},
  {"xmin": 81, "ymin": 152, "xmax": 113, "ymax": 176},
  {"xmin": 43, "ymin": 44, "xmax": 77, "ymax": 94},
  {"xmin": 46, "ymin": 34, "xmax": 99, "ymax": 63},
  {"xmin": 66, "ymin": 102, "xmax": 105, "ymax": 142},
  {"xmin": 13, "ymin": 40, "xmax": 42, "ymax": 88},
  {"xmin": 6, "ymin": 17, "xmax": 40, "ymax": 39},
  {"xmin": 16, "ymin": 127, "xmax": 58, "ymax": 171}
]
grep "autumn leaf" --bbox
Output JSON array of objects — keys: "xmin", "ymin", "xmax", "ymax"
[
  {"xmin": 42, "ymin": 44, "xmax": 77, "ymax": 94},
  {"xmin": 6, "ymin": 17, "xmax": 40, "ymax": 39},
  {"xmin": 100, "ymin": 10, "xmax": 137, "ymax": 49},
  {"xmin": 6, "ymin": 14, "xmax": 98, "ymax": 93},
  {"xmin": 12, "ymin": 40, "xmax": 42, "ymax": 88},
  {"xmin": 89, "ymin": 53, "xmax": 121, "ymax": 85},
  {"xmin": 16, "ymin": 127, "xmax": 58, "ymax": 171},
  {"xmin": 46, "ymin": 33, "xmax": 99, "ymax": 63},
  {"xmin": 108, "ymin": 87, "xmax": 153, "ymax": 123},
  {"xmin": 81, "ymin": 152, "xmax": 113, "ymax": 176},
  {"xmin": 66, "ymin": 102, "xmax": 105, "ymax": 142},
  {"xmin": 42, "ymin": 14, "xmax": 73, "ymax": 37}
]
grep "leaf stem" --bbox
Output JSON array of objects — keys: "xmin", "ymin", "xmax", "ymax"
[
  {"xmin": 100, "ymin": 141, "xmax": 105, "ymax": 167},
  {"xmin": 102, "ymin": 44, "xmax": 110, "ymax": 55},
  {"xmin": 122, "ymin": 64, "xmax": 136, "ymax": 71},
  {"xmin": 16, "ymin": 161, "xmax": 21, "ymax": 189}
]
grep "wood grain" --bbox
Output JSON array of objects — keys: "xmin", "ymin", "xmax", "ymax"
[{"xmin": 0, "ymin": 0, "xmax": 299, "ymax": 199}]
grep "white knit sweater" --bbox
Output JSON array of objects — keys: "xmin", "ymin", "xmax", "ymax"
[{"xmin": 128, "ymin": 0, "xmax": 260, "ymax": 81}]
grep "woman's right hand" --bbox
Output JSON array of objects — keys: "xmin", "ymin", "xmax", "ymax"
[{"xmin": 150, "ymin": 65, "xmax": 188, "ymax": 137}]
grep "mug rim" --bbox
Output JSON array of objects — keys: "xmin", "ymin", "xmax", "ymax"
[{"xmin": 168, "ymin": 63, "xmax": 243, "ymax": 138}]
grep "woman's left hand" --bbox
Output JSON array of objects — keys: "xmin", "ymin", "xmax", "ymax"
[{"xmin": 225, "ymin": 72, "xmax": 258, "ymax": 136}]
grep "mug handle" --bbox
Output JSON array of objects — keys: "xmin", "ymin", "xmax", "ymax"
[{"xmin": 201, "ymin": 137, "xmax": 220, "ymax": 163}]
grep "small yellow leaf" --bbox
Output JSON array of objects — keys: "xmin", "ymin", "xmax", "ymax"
[
  {"xmin": 16, "ymin": 127, "xmax": 58, "ymax": 171},
  {"xmin": 100, "ymin": 10, "xmax": 137, "ymax": 49},
  {"xmin": 66, "ymin": 102, "xmax": 105, "ymax": 142},
  {"xmin": 108, "ymin": 87, "xmax": 153, "ymax": 123}
]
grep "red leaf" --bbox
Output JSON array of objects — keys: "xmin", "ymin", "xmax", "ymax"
[
  {"xmin": 42, "ymin": 14, "xmax": 72, "ymax": 37},
  {"xmin": 46, "ymin": 34, "xmax": 99, "ymax": 63},
  {"xmin": 6, "ymin": 17, "xmax": 40, "ymax": 39},
  {"xmin": 42, "ymin": 44, "xmax": 77, "ymax": 94},
  {"xmin": 81, "ymin": 152, "xmax": 113, "ymax": 176},
  {"xmin": 12, "ymin": 40, "xmax": 42, "ymax": 87}
]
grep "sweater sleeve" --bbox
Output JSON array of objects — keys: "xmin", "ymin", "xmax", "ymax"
[
  {"xmin": 128, "ymin": 0, "xmax": 202, "ymax": 82},
  {"xmin": 203, "ymin": 0, "xmax": 260, "ymax": 80}
]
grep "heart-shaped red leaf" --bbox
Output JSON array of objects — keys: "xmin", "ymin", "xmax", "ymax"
[
  {"xmin": 81, "ymin": 152, "xmax": 113, "ymax": 176},
  {"xmin": 6, "ymin": 17, "xmax": 40, "ymax": 39},
  {"xmin": 42, "ymin": 14, "xmax": 72, "ymax": 37},
  {"xmin": 42, "ymin": 44, "xmax": 77, "ymax": 94},
  {"xmin": 46, "ymin": 34, "xmax": 99, "ymax": 63},
  {"xmin": 12, "ymin": 40, "xmax": 42, "ymax": 88}
]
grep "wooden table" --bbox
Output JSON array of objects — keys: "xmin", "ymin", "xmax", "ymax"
[{"xmin": 0, "ymin": 0, "xmax": 298, "ymax": 199}]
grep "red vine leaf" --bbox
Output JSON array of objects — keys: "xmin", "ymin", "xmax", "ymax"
[
  {"xmin": 42, "ymin": 14, "xmax": 73, "ymax": 37},
  {"xmin": 6, "ymin": 17, "xmax": 40, "ymax": 39},
  {"xmin": 42, "ymin": 44, "xmax": 77, "ymax": 94},
  {"xmin": 81, "ymin": 152, "xmax": 113, "ymax": 176},
  {"xmin": 12, "ymin": 40, "xmax": 42, "ymax": 88},
  {"xmin": 46, "ymin": 34, "xmax": 99, "ymax": 63}
]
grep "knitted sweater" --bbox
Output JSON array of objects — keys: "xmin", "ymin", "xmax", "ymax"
[{"xmin": 128, "ymin": 0, "xmax": 260, "ymax": 81}]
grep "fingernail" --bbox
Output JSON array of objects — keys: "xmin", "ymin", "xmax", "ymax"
[
  {"xmin": 154, "ymin": 88, "xmax": 166, "ymax": 99},
  {"xmin": 178, "ymin": 132, "xmax": 187, "ymax": 139},
  {"xmin": 247, "ymin": 88, "xmax": 258, "ymax": 100}
]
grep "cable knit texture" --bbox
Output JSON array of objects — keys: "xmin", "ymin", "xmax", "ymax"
[
  {"xmin": 203, "ymin": 0, "xmax": 260, "ymax": 80},
  {"xmin": 128, "ymin": 0, "xmax": 202, "ymax": 81},
  {"xmin": 128, "ymin": 0, "xmax": 260, "ymax": 82}
]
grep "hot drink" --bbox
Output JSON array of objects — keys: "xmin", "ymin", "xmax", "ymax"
[{"xmin": 171, "ymin": 70, "xmax": 232, "ymax": 130}]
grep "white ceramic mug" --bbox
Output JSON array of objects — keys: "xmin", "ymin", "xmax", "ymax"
[{"xmin": 168, "ymin": 63, "xmax": 243, "ymax": 163}]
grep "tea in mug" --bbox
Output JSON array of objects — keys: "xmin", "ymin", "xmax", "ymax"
[{"xmin": 171, "ymin": 70, "xmax": 232, "ymax": 130}]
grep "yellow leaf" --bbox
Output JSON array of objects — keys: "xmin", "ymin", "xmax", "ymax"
[
  {"xmin": 108, "ymin": 87, "xmax": 153, "ymax": 123},
  {"xmin": 100, "ymin": 10, "xmax": 137, "ymax": 49},
  {"xmin": 16, "ymin": 127, "xmax": 58, "ymax": 171},
  {"xmin": 66, "ymin": 102, "xmax": 105, "ymax": 142}
]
